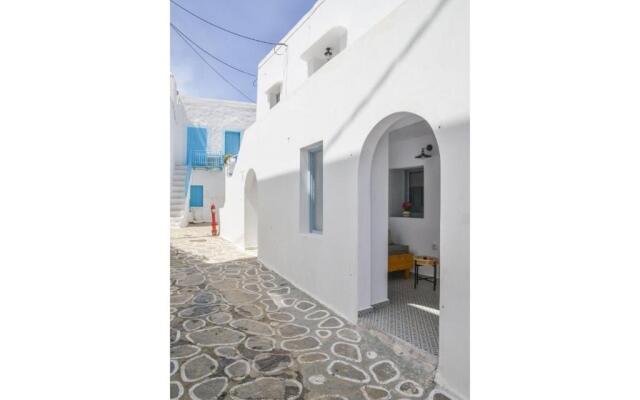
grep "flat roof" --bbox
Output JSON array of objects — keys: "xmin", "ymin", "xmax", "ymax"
[{"xmin": 181, "ymin": 96, "xmax": 256, "ymax": 108}]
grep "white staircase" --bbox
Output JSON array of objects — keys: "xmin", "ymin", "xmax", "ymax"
[{"xmin": 170, "ymin": 165, "xmax": 188, "ymax": 227}]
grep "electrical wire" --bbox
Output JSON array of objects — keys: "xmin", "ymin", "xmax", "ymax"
[
  {"xmin": 171, "ymin": 25, "xmax": 255, "ymax": 102},
  {"xmin": 170, "ymin": 0, "xmax": 287, "ymax": 48},
  {"xmin": 170, "ymin": 23, "xmax": 256, "ymax": 77}
]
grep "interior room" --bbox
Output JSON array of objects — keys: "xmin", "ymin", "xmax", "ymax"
[{"xmin": 359, "ymin": 119, "xmax": 441, "ymax": 357}]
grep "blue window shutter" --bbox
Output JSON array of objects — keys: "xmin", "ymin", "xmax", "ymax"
[
  {"xmin": 190, "ymin": 185, "xmax": 204, "ymax": 207},
  {"xmin": 187, "ymin": 127, "xmax": 208, "ymax": 166},
  {"xmin": 224, "ymin": 131, "xmax": 242, "ymax": 155}
]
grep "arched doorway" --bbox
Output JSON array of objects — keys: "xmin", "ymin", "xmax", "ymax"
[
  {"xmin": 244, "ymin": 169, "xmax": 258, "ymax": 251},
  {"xmin": 357, "ymin": 112, "xmax": 442, "ymax": 356}
]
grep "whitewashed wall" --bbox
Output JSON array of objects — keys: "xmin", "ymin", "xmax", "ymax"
[
  {"xmin": 188, "ymin": 169, "xmax": 225, "ymax": 223},
  {"xmin": 370, "ymin": 133, "xmax": 389, "ymax": 306},
  {"xmin": 182, "ymin": 97, "xmax": 256, "ymax": 154},
  {"xmin": 256, "ymin": 0, "xmax": 406, "ymax": 119},
  {"xmin": 220, "ymin": 0, "xmax": 469, "ymax": 398},
  {"xmin": 219, "ymin": 167, "xmax": 247, "ymax": 248},
  {"xmin": 170, "ymin": 75, "xmax": 189, "ymax": 168}
]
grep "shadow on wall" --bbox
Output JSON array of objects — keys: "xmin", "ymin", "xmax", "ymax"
[
  {"xmin": 239, "ymin": 116, "xmax": 469, "ymax": 308},
  {"xmin": 243, "ymin": 154, "xmax": 361, "ymax": 320},
  {"xmin": 240, "ymin": 115, "xmax": 468, "ymax": 319},
  {"xmin": 324, "ymin": 0, "xmax": 451, "ymax": 154}
]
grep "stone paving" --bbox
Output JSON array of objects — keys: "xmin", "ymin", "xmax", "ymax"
[{"xmin": 171, "ymin": 225, "xmax": 438, "ymax": 399}]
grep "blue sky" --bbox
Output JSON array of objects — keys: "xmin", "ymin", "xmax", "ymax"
[{"xmin": 170, "ymin": 0, "xmax": 317, "ymax": 102}]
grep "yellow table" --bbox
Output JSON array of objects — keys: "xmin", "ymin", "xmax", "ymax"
[{"xmin": 414, "ymin": 255, "xmax": 439, "ymax": 290}]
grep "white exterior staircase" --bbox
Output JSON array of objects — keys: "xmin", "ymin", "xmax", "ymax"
[{"xmin": 170, "ymin": 164, "xmax": 189, "ymax": 227}]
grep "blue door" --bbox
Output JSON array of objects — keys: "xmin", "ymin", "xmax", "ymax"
[
  {"xmin": 187, "ymin": 127, "xmax": 208, "ymax": 166},
  {"xmin": 224, "ymin": 131, "xmax": 242, "ymax": 155},
  {"xmin": 189, "ymin": 185, "xmax": 203, "ymax": 207}
]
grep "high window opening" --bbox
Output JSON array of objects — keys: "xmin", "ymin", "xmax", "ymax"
[
  {"xmin": 301, "ymin": 27, "xmax": 347, "ymax": 77},
  {"xmin": 266, "ymin": 82, "xmax": 282, "ymax": 109}
]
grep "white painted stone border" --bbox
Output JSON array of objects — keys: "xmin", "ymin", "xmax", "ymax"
[{"xmin": 368, "ymin": 360, "xmax": 400, "ymax": 384}]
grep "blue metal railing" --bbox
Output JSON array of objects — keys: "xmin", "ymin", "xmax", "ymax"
[
  {"xmin": 191, "ymin": 150, "xmax": 224, "ymax": 170},
  {"xmin": 183, "ymin": 150, "xmax": 224, "ymax": 199}
]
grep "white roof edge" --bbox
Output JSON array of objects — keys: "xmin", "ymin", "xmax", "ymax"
[
  {"xmin": 181, "ymin": 95, "xmax": 256, "ymax": 108},
  {"xmin": 258, "ymin": 0, "xmax": 328, "ymax": 68}
]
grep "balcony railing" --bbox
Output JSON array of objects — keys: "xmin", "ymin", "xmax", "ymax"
[{"xmin": 189, "ymin": 150, "xmax": 224, "ymax": 170}]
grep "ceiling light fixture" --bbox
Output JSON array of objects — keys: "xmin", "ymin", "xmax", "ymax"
[
  {"xmin": 415, "ymin": 144, "xmax": 433, "ymax": 159},
  {"xmin": 324, "ymin": 47, "xmax": 333, "ymax": 61}
]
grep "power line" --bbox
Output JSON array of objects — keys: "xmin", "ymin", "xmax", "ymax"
[
  {"xmin": 170, "ymin": 23, "xmax": 256, "ymax": 77},
  {"xmin": 170, "ymin": 0, "xmax": 286, "ymax": 47},
  {"xmin": 172, "ymin": 25, "xmax": 255, "ymax": 102}
]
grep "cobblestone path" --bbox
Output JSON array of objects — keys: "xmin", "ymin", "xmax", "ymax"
[{"xmin": 170, "ymin": 225, "xmax": 437, "ymax": 399}]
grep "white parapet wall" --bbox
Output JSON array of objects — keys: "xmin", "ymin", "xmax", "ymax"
[
  {"xmin": 220, "ymin": 0, "xmax": 469, "ymax": 398},
  {"xmin": 182, "ymin": 97, "xmax": 256, "ymax": 155}
]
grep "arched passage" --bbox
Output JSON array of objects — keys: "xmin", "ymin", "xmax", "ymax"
[
  {"xmin": 357, "ymin": 112, "xmax": 441, "ymax": 356},
  {"xmin": 244, "ymin": 169, "xmax": 258, "ymax": 251}
]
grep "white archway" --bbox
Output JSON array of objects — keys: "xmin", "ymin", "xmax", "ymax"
[
  {"xmin": 244, "ymin": 169, "xmax": 258, "ymax": 251},
  {"xmin": 357, "ymin": 111, "xmax": 441, "ymax": 312}
]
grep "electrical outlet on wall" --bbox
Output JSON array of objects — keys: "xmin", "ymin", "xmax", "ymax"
[{"xmin": 432, "ymin": 242, "xmax": 439, "ymax": 251}]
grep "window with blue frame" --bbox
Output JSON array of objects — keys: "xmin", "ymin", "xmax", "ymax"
[
  {"xmin": 224, "ymin": 131, "xmax": 242, "ymax": 155},
  {"xmin": 308, "ymin": 146, "xmax": 323, "ymax": 233},
  {"xmin": 189, "ymin": 185, "xmax": 204, "ymax": 207}
]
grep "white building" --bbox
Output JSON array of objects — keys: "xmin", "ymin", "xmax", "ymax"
[
  {"xmin": 170, "ymin": 76, "xmax": 256, "ymax": 227},
  {"xmin": 177, "ymin": 0, "xmax": 469, "ymax": 398},
  {"xmin": 220, "ymin": 0, "xmax": 469, "ymax": 397}
]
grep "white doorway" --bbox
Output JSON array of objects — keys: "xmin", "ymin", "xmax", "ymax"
[{"xmin": 358, "ymin": 112, "xmax": 441, "ymax": 356}]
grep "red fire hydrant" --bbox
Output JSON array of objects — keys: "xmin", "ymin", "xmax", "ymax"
[{"xmin": 211, "ymin": 202, "xmax": 219, "ymax": 236}]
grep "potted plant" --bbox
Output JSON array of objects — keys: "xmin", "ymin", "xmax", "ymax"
[
  {"xmin": 401, "ymin": 201, "xmax": 412, "ymax": 217},
  {"xmin": 224, "ymin": 154, "xmax": 237, "ymax": 176}
]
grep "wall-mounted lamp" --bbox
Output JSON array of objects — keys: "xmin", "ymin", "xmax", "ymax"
[
  {"xmin": 324, "ymin": 47, "xmax": 333, "ymax": 61},
  {"xmin": 415, "ymin": 144, "xmax": 433, "ymax": 159}
]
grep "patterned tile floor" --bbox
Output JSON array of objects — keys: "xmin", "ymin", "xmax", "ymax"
[
  {"xmin": 170, "ymin": 225, "xmax": 438, "ymax": 399},
  {"xmin": 358, "ymin": 273, "xmax": 440, "ymax": 356}
]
